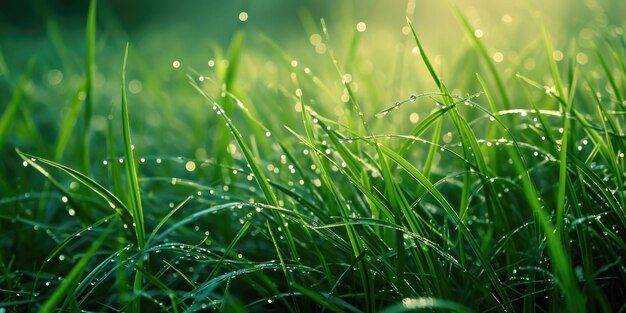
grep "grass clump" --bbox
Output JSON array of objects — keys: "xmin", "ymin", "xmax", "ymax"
[{"xmin": 1, "ymin": 1, "xmax": 625, "ymax": 312}]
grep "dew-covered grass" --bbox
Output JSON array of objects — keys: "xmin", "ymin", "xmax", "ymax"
[{"xmin": 1, "ymin": 0, "xmax": 626, "ymax": 312}]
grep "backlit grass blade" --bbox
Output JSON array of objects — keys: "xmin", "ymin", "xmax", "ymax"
[
  {"xmin": 407, "ymin": 19, "xmax": 446, "ymax": 94},
  {"xmin": 407, "ymin": 20, "xmax": 511, "ymax": 303},
  {"xmin": 189, "ymin": 77, "xmax": 301, "ymax": 269},
  {"xmin": 296, "ymin": 88, "xmax": 374, "ymax": 311},
  {"xmin": 550, "ymin": 59, "xmax": 577, "ymax": 235},
  {"xmin": 452, "ymin": 4, "xmax": 510, "ymax": 109},
  {"xmin": 223, "ymin": 30, "xmax": 245, "ymax": 112},
  {"xmin": 542, "ymin": 29, "xmax": 565, "ymax": 99},
  {"xmin": 595, "ymin": 48, "xmax": 623, "ymax": 104},
  {"xmin": 190, "ymin": 81, "xmax": 278, "ymax": 206},
  {"xmin": 16, "ymin": 149, "xmax": 131, "ymax": 222},
  {"xmin": 121, "ymin": 43, "xmax": 146, "ymax": 249},
  {"xmin": 212, "ymin": 30, "xmax": 246, "ymax": 181},
  {"xmin": 379, "ymin": 146, "xmax": 514, "ymax": 312},
  {"xmin": 120, "ymin": 44, "xmax": 146, "ymax": 313},
  {"xmin": 507, "ymin": 146, "xmax": 585, "ymax": 312},
  {"xmin": 402, "ymin": 20, "xmax": 452, "ymax": 173}
]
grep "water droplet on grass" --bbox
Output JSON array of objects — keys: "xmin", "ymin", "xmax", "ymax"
[
  {"xmin": 356, "ymin": 22, "xmax": 367, "ymax": 32},
  {"xmin": 238, "ymin": 11, "xmax": 248, "ymax": 21}
]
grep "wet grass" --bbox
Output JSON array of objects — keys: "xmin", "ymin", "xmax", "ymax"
[{"xmin": 1, "ymin": 0, "xmax": 626, "ymax": 312}]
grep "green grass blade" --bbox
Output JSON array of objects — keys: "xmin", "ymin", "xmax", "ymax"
[
  {"xmin": 190, "ymin": 83, "xmax": 278, "ymax": 207},
  {"xmin": 507, "ymin": 147, "xmax": 585, "ymax": 312},
  {"xmin": 452, "ymin": 4, "xmax": 510, "ymax": 109},
  {"xmin": 189, "ymin": 77, "xmax": 301, "ymax": 266},
  {"xmin": 406, "ymin": 19, "xmax": 446, "ymax": 94},
  {"xmin": 207, "ymin": 221, "xmax": 251, "ymax": 280},
  {"xmin": 121, "ymin": 43, "xmax": 146, "ymax": 249},
  {"xmin": 44, "ymin": 214, "xmax": 117, "ymax": 264},
  {"xmin": 53, "ymin": 80, "xmax": 87, "ymax": 161},
  {"xmin": 145, "ymin": 195, "xmax": 193, "ymax": 247},
  {"xmin": 379, "ymin": 146, "xmax": 514, "ymax": 312},
  {"xmin": 120, "ymin": 44, "xmax": 146, "ymax": 313},
  {"xmin": 542, "ymin": 29, "xmax": 565, "ymax": 98},
  {"xmin": 595, "ymin": 48, "xmax": 623, "ymax": 103},
  {"xmin": 0, "ymin": 60, "xmax": 34, "ymax": 149},
  {"xmin": 16, "ymin": 149, "xmax": 130, "ymax": 221},
  {"xmin": 81, "ymin": 0, "xmax": 97, "ymax": 176},
  {"xmin": 0, "ymin": 47, "xmax": 9, "ymax": 77},
  {"xmin": 292, "ymin": 283, "xmax": 346, "ymax": 313},
  {"xmin": 37, "ymin": 223, "xmax": 113, "ymax": 312},
  {"xmin": 554, "ymin": 69, "xmax": 578, "ymax": 235}
]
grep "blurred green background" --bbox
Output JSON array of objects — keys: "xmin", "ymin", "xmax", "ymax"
[{"xmin": 1, "ymin": 0, "xmax": 625, "ymax": 169}]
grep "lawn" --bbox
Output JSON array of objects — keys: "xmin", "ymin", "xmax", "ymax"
[{"xmin": 1, "ymin": 0, "xmax": 625, "ymax": 312}]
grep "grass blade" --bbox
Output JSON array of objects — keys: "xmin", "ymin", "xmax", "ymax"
[
  {"xmin": 121, "ymin": 43, "xmax": 146, "ymax": 249},
  {"xmin": 81, "ymin": 0, "xmax": 97, "ymax": 176},
  {"xmin": 0, "ymin": 60, "xmax": 34, "ymax": 149},
  {"xmin": 452, "ymin": 4, "xmax": 510, "ymax": 109},
  {"xmin": 37, "ymin": 223, "xmax": 113, "ymax": 312},
  {"xmin": 16, "ymin": 149, "xmax": 130, "ymax": 222}
]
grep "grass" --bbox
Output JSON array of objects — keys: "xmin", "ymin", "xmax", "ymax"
[{"xmin": 1, "ymin": 1, "xmax": 626, "ymax": 312}]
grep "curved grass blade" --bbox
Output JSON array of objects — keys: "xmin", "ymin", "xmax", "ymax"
[
  {"xmin": 43, "ymin": 214, "xmax": 117, "ymax": 264},
  {"xmin": 37, "ymin": 223, "xmax": 113, "ymax": 312},
  {"xmin": 189, "ymin": 77, "xmax": 300, "ymax": 264},
  {"xmin": 16, "ymin": 149, "xmax": 131, "ymax": 222},
  {"xmin": 452, "ymin": 4, "xmax": 509, "ymax": 109},
  {"xmin": 379, "ymin": 146, "xmax": 513, "ymax": 312},
  {"xmin": 145, "ymin": 195, "xmax": 193, "ymax": 247}
]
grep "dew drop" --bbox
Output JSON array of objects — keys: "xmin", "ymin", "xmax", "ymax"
[
  {"xmin": 238, "ymin": 11, "xmax": 248, "ymax": 21},
  {"xmin": 356, "ymin": 22, "xmax": 367, "ymax": 32}
]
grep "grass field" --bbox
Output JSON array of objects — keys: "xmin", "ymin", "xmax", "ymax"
[{"xmin": 1, "ymin": 0, "xmax": 625, "ymax": 312}]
